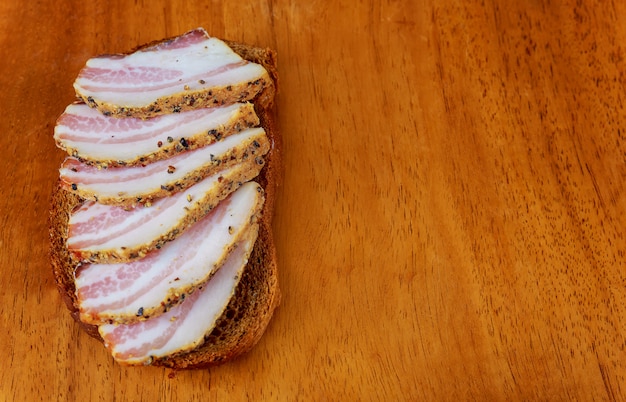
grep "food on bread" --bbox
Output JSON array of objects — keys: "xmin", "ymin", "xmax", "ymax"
[
  {"xmin": 54, "ymin": 102, "xmax": 259, "ymax": 168},
  {"xmin": 49, "ymin": 28, "xmax": 281, "ymax": 368},
  {"xmin": 76, "ymin": 181, "xmax": 263, "ymax": 326},
  {"xmin": 59, "ymin": 126, "xmax": 269, "ymax": 206},
  {"xmin": 67, "ymin": 155, "xmax": 264, "ymax": 263},
  {"xmin": 73, "ymin": 29, "xmax": 272, "ymax": 118},
  {"xmin": 98, "ymin": 233, "xmax": 257, "ymax": 366}
]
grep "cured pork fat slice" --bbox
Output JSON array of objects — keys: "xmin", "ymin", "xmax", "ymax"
[
  {"xmin": 73, "ymin": 28, "xmax": 272, "ymax": 118},
  {"xmin": 54, "ymin": 102, "xmax": 259, "ymax": 167},
  {"xmin": 75, "ymin": 182, "xmax": 263, "ymax": 325},
  {"xmin": 98, "ymin": 234, "xmax": 256, "ymax": 365},
  {"xmin": 67, "ymin": 158, "xmax": 263, "ymax": 263},
  {"xmin": 60, "ymin": 127, "xmax": 269, "ymax": 205}
]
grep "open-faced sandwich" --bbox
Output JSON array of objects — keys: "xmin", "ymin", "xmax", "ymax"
[{"xmin": 49, "ymin": 28, "xmax": 281, "ymax": 368}]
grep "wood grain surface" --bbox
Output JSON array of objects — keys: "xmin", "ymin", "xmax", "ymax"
[{"xmin": 2, "ymin": 0, "xmax": 626, "ymax": 400}]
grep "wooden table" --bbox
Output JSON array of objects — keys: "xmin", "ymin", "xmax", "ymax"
[{"xmin": 2, "ymin": 0, "xmax": 626, "ymax": 400}]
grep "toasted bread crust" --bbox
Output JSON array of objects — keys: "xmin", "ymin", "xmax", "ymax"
[{"xmin": 49, "ymin": 37, "xmax": 281, "ymax": 368}]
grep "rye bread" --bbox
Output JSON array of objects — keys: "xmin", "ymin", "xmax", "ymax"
[{"xmin": 49, "ymin": 37, "xmax": 281, "ymax": 368}]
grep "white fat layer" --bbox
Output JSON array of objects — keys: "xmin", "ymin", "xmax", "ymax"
[
  {"xmin": 74, "ymin": 37, "xmax": 267, "ymax": 107},
  {"xmin": 67, "ymin": 162, "xmax": 256, "ymax": 251},
  {"xmin": 76, "ymin": 182, "xmax": 261, "ymax": 320},
  {"xmin": 54, "ymin": 102, "xmax": 252, "ymax": 161},
  {"xmin": 60, "ymin": 127, "xmax": 266, "ymax": 199},
  {"xmin": 98, "ymin": 231, "xmax": 255, "ymax": 364}
]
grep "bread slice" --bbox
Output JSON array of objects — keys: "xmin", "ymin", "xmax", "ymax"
[{"xmin": 49, "ymin": 36, "xmax": 281, "ymax": 369}]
